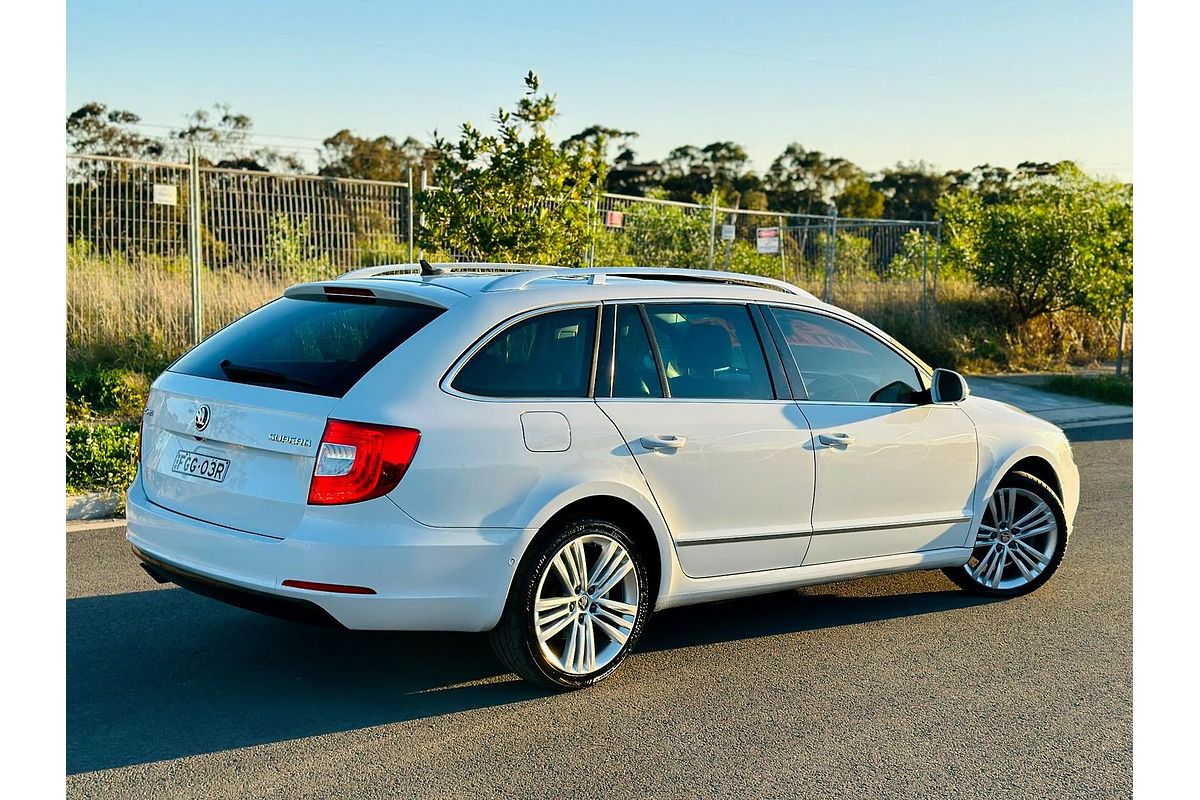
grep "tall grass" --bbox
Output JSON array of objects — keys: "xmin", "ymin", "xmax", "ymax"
[
  {"xmin": 67, "ymin": 255, "xmax": 1122, "ymax": 375},
  {"xmin": 67, "ymin": 254, "xmax": 327, "ymax": 371}
]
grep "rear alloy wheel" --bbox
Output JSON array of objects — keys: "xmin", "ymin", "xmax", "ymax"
[
  {"xmin": 490, "ymin": 519, "xmax": 649, "ymax": 689},
  {"xmin": 944, "ymin": 471, "xmax": 1068, "ymax": 598}
]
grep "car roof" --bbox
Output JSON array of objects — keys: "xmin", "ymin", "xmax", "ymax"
[{"xmin": 309, "ymin": 263, "xmax": 823, "ymax": 308}]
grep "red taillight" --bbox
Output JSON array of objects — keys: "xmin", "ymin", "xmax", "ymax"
[{"xmin": 307, "ymin": 419, "xmax": 420, "ymax": 505}]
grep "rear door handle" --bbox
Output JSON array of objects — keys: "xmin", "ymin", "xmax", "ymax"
[
  {"xmin": 818, "ymin": 432, "xmax": 856, "ymax": 447},
  {"xmin": 639, "ymin": 435, "xmax": 687, "ymax": 452}
]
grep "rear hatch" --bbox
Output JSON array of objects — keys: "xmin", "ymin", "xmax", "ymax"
[{"xmin": 139, "ymin": 290, "xmax": 443, "ymax": 537}]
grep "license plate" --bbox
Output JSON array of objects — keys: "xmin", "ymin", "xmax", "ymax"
[{"xmin": 171, "ymin": 450, "xmax": 230, "ymax": 483}]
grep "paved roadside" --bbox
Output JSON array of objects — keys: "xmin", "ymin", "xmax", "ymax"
[
  {"xmin": 66, "ymin": 434, "xmax": 1132, "ymax": 798},
  {"xmin": 967, "ymin": 375, "xmax": 1132, "ymax": 429}
]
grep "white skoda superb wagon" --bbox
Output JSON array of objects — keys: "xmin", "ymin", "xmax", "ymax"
[{"xmin": 128, "ymin": 263, "xmax": 1080, "ymax": 688}]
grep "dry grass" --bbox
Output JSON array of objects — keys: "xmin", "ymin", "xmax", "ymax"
[
  {"xmin": 67, "ymin": 258, "xmax": 1123, "ymax": 374},
  {"xmin": 68, "ymin": 256, "xmax": 312, "ymax": 370}
]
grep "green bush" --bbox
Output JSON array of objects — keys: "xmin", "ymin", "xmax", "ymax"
[
  {"xmin": 66, "ymin": 422, "xmax": 139, "ymax": 494},
  {"xmin": 67, "ymin": 366, "xmax": 150, "ymax": 422},
  {"xmin": 358, "ymin": 233, "xmax": 410, "ymax": 266},
  {"xmin": 1044, "ymin": 374, "xmax": 1132, "ymax": 405}
]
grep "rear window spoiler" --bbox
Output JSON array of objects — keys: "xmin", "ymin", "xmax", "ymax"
[{"xmin": 284, "ymin": 281, "xmax": 456, "ymax": 309}]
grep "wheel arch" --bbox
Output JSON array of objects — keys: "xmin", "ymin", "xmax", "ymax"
[
  {"xmin": 972, "ymin": 443, "xmax": 1073, "ymax": 548},
  {"xmin": 1007, "ymin": 455, "xmax": 1063, "ymax": 502},
  {"xmin": 982, "ymin": 444, "xmax": 1065, "ymax": 503},
  {"xmin": 516, "ymin": 484, "xmax": 675, "ymax": 609}
]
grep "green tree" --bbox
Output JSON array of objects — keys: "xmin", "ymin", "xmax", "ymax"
[
  {"xmin": 416, "ymin": 71, "xmax": 606, "ymax": 265},
  {"xmin": 66, "ymin": 102, "xmax": 165, "ymax": 159},
  {"xmin": 319, "ymin": 130, "xmax": 427, "ymax": 181},
  {"xmin": 765, "ymin": 144, "xmax": 861, "ymax": 215},
  {"xmin": 873, "ymin": 162, "xmax": 950, "ymax": 219},
  {"xmin": 660, "ymin": 142, "xmax": 763, "ymax": 205},
  {"xmin": 170, "ymin": 104, "xmax": 303, "ymax": 171},
  {"xmin": 835, "ymin": 177, "xmax": 885, "ymax": 219},
  {"xmin": 941, "ymin": 163, "xmax": 1132, "ymax": 324}
]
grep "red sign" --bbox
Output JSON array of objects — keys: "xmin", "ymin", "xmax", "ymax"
[
  {"xmin": 756, "ymin": 227, "xmax": 781, "ymax": 254},
  {"xmin": 604, "ymin": 210, "xmax": 625, "ymax": 228}
]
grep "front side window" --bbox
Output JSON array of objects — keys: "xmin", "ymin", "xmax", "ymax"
[
  {"xmin": 770, "ymin": 307, "xmax": 923, "ymax": 403},
  {"xmin": 644, "ymin": 304, "xmax": 773, "ymax": 400},
  {"xmin": 452, "ymin": 307, "xmax": 597, "ymax": 398}
]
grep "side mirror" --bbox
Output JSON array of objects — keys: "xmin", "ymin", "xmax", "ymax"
[{"xmin": 931, "ymin": 368, "xmax": 969, "ymax": 404}]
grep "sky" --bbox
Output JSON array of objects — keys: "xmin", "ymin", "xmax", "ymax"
[{"xmin": 66, "ymin": 0, "xmax": 1132, "ymax": 180}]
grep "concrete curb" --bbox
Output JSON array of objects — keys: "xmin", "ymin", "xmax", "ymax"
[
  {"xmin": 66, "ymin": 492, "xmax": 123, "ymax": 522},
  {"xmin": 67, "ymin": 518, "xmax": 127, "ymax": 533}
]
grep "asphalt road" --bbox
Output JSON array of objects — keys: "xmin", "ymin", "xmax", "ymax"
[{"xmin": 67, "ymin": 429, "xmax": 1131, "ymax": 799}]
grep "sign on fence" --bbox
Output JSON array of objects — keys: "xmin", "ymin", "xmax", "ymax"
[
  {"xmin": 720, "ymin": 224, "xmax": 736, "ymax": 242},
  {"xmin": 604, "ymin": 210, "xmax": 625, "ymax": 228},
  {"xmin": 152, "ymin": 184, "xmax": 178, "ymax": 206},
  {"xmin": 756, "ymin": 227, "xmax": 780, "ymax": 254}
]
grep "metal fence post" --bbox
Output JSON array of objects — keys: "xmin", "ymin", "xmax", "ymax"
[
  {"xmin": 920, "ymin": 211, "xmax": 929, "ymax": 326},
  {"xmin": 823, "ymin": 206, "xmax": 837, "ymax": 303},
  {"xmin": 932, "ymin": 215, "xmax": 942, "ymax": 319},
  {"xmin": 406, "ymin": 167, "xmax": 415, "ymax": 262},
  {"xmin": 708, "ymin": 189, "xmax": 718, "ymax": 270},
  {"xmin": 417, "ymin": 167, "xmax": 426, "ymax": 259},
  {"xmin": 587, "ymin": 184, "xmax": 597, "ymax": 268},
  {"xmin": 187, "ymin": 145, "xmax": 204, "ymax": 345},
  {"xmin": 777, "ymin": 214, "xmax": 787, "ymax": 280}
]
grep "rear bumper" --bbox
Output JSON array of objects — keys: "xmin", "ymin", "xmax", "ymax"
[
  {"xmin": 136, "ymin": 545, "xmax": 343, "ymax": 627},
  {"xmin": 126, "ymin": 472, "xmax": 530, "ymax": 632}
]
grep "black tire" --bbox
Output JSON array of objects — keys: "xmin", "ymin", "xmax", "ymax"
[
  {"xmin": 943, "ymin": 470, "xmax": 1069, "ymax": 598},
  {"xmin": 489, "ymin": 517, "xmax": 651, "ymax": 689}
]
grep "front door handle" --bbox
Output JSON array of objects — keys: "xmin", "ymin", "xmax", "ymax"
[
  {"xmin": 639, "ymin": 435, "xmax": 687, "ymax": 452},
  {"xmin": 818, "ymin": 432, "xmax": 856, "ymax": 447}
]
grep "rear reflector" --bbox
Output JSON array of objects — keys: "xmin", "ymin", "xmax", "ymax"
[
  {"xmin": 308, "ymin": 419, "xmax": 421, "ymax": 505},
  {"xmin": 282, "ymin": 579, "xmax": 377, "ymax": 595}
]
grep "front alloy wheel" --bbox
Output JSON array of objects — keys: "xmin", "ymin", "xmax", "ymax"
[
  {"xmin": 944, "ymin": 471, "xmax": 1069, "ymax": 598},
  {"xmin": 490, "ymin": 519, "xmax": 649, "ymax": 688}
]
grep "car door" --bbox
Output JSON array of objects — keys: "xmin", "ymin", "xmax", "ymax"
[
  {"xmin": 766, "ymin": 305, "xmax": 978, "ymax": 565},
  {"xmin": 595, "ymin": 301, "xmax": 816, "ymax": 578}
]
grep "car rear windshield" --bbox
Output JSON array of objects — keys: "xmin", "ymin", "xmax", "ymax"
[{"xmin": 170, "ymin": 295, "xmax": 443, "ymax": 397}]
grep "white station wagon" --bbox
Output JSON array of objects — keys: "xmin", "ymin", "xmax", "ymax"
[{"xmin": 129, "ymin": 263, "xmax": 1079, "ymax": 688}]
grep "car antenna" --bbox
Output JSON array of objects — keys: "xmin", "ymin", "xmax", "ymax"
[{"xmin": 419, "ymin": 258, "xmax": 449, "ymax": 277}]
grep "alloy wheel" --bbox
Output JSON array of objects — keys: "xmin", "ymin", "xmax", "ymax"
[
  {"xmin": 966, "ymin": 486, "xmax": 1060, "ymax": 591},
  {"xmin": 533, "ymin": 533, "xmax": 640, "ymax": 676}
]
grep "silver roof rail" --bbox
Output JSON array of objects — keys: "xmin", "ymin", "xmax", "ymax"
[
  {"xmin": 336, "ymin": 262, "xmax": 552, "ymax": 281},
  {"xmin": 482, "ymin": 267, "xmax": 816, "ymax": 298}
]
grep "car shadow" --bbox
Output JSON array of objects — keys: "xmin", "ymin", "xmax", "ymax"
[{"xmin": 67, "ymin": 575, "xmax": 998, "ymax": 775}]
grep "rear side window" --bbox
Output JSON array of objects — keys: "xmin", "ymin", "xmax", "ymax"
[
  {"xmin": 453, "ymin": 307, "xmax": 598, "ymax": 398},
  {"xmin": 170, "ymin": 295, "xmax": 442, "ymax": 398},
  {"xmin": 644, "ymin": 304, "xmax": 773, "ymax": 400},
  {"xmin": 770, "ymin": 307, "xmax": 923, "ymax": 403}
]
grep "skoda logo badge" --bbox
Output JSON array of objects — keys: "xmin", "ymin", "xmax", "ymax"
[{"xmin": 194, "ymin": 404, "xmax": 211, "ymax": 432}]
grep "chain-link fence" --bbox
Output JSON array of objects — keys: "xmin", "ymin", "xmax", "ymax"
[{"xmin": 67, "ymin": 151, "xmax": 943, "ymax": 365}]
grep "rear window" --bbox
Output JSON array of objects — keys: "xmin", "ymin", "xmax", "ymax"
[{"xmin": 170, "ymin": 295, "xmax": 442, "ymax": 397}]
